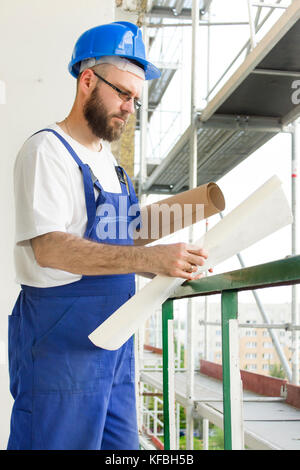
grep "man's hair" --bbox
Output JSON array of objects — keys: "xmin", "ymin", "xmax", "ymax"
[{"xmin": 76, "ymin": 63, "xmax": 111, "ymax": 93}]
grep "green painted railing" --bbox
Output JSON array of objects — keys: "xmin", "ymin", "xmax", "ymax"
[
  {"xmin": 162, "ymin": 299, "xmax": 174, "ymax": 450},
  {"xmin": 161, "ymin": 255, "xmax": 300, "ymax": 450}
]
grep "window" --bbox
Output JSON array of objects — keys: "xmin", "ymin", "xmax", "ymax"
[
  {"xmin": 246, "ymin": 330, "xmax": 257, "ymax": 336},
  {"xmin": 246, "ymin": 342, "xmax": 257, "ymax": 348},
  {"xmin": 246, "ymin": 364, "xmax": 257, "ymax": 371},
  {"xmin": 263, "ymin": 353, "xmax": 273, "ymax": 359},
  {"xmin": 245, "ymin": 353, "xmax": 257, "ymax": 359}
]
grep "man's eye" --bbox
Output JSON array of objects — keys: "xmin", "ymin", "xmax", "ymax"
[{"xmin": 121, "ymin": 91, "xmax": 131, "ymax": 99}]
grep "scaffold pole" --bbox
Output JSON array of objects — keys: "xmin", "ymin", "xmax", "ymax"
[
  {"xmin": 221, "ymin": 290, "xmax": 244, "ymax": 450},
  {"xmin": 162, "ymin": 299, "xmax": 176, "ymax": 450}
]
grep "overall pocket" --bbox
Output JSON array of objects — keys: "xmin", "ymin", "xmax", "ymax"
[{"xmin": 32, "ymin": 295, "xmax": 107, "ymax": 393}]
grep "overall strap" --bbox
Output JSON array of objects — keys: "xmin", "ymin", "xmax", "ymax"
[
  {"xmin": 116, "ymin": 166, "xmax": 139, "ymax": 204},
  {"xmin": 33, "ymin": 128, "xmax": 96, "ymax": 237},
  {"xmin": 118, "ymin": 166, "xmax": 141, "ymax": 231},
  {"xmin": 115, "ymin": 166, "xmax": 129, "ymax": 196}
]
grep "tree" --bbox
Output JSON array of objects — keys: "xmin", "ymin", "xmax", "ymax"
[{"xmin": 269, "ymin": 363, "xmax": 286, "ymax": 379}]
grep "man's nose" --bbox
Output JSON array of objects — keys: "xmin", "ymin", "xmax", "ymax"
[{"xmin": 121, "ymin": 98, "xmax": 135, "ymax": 114}]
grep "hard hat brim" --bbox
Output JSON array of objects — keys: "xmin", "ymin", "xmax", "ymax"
[{"xmin": 69, "ymin": 53, "xmax": 161, "ymax": 81}]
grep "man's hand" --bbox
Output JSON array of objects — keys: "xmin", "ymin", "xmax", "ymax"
[
  {"xmin": 137, "ymin": 242, "xmax": 209, "ymax": 280},
  {"xmin": 31, "ymin": 232, "xmax": 210, "ymax": 280}
]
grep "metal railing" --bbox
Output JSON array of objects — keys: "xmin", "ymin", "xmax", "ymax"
[
  {"xmin": 161, "ymin": 255, "xmax": 300, "ymax": 450},
  {"xmin": 206, "ymin": 0, "xmax": 289, "ymax": 101}
]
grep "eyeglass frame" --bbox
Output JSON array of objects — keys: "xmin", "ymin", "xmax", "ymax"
[{"xmin": 91, "ymin": 70, "xmax": 142, "ymax": 111}]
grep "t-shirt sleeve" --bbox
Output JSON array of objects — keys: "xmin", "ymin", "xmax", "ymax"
[{"xmin": 14, "ymin": 135, "xmax": 73, "ymax": 244}]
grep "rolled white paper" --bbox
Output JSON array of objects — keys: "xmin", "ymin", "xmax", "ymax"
[{"xmin": 89, "ymin": 175, "xmax": 293, "ymax": 350}]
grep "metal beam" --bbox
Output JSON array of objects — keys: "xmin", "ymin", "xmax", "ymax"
[
  {"xmin": 146, "ymin": 2, "xmax": 213, "ymax": 19},
  {"xmin": 174, "ymin": 0, "xmax": 185, "ymax": 16},
  {"xmin": 146, "ymin": 6, "xmax": 193, "ymax": 19},
  {"xmin": 291, "ymin": 121, "xmax": 299, "ymax": 385},
  {"xmin": 221, "ymin": 291, "xmax": 244, "ymax": 450},
  {"xmin": 185, "ymin": 0, "xmax": 200, "ymax": 450},
  {"xmin": 199, "ymin": 321, "xmax": 300, "ymax": 330},
  {"xmin": 282, "ymin": 103, "xmax": 300, "ymax": 126},
  {"xmin": 252, "ymin": 2, "xmax": 289, "ymax": 8},
  {"xmin": 162, "ymin": 300, "xmax": 176, "ymax": 450},
  {"xmin": 169, "ymin": 255, "xmax": 300, "ymax": 299},
  {"xmin": 198, "ymin": 114, "xmax": 286, "ymax": 132},
  {"xmin": 247, "ymin": 0, "xmax": 258, "ymax": 50},
  {"xmin": 145, "ymin": 21, "xmax": 250, "ymax": 28},
  {"xmin": 199, "ymin": 0, "xmax": 213, "ymax": 14},
  {"xmin": 252, "ymin": 68, "xmax": 300, "ymax": 78}
]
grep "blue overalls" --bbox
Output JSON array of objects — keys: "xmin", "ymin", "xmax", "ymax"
[{"xmin": 7, "ymin": 129, "xmax": 140, "ymax": 450}]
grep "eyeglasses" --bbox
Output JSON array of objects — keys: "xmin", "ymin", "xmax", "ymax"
[{"xmin": 92, "ymin": 71, "xmax": 142, "ymax": 111}]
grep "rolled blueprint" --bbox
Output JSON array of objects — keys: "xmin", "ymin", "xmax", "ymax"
[
  {"xmin": 134, "ymin": 182, "xmax": 225, "ymax": 245},
  {"xmin": 89, "ymin": 175, "xmax": 293, "ymax": 350}
]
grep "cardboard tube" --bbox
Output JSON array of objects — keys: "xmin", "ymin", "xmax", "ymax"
[
  {"xmin": 89, "ymin": 175, "xmax": 293, "ymax": 351},
  {"xmin": 134, "ymin": 182, "xmax": 225, "ymax": 245}
]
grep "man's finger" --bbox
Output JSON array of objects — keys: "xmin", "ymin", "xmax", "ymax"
[
  {"xmin": 187, "ymin": 253, "xmax": 207, "ymax": 267},
  {"xmin": 186, "ymin": 244, "xmax": 208, "ymax": 258},
  {"xmin": 190, "ymin": 272, "xmax": 204, "ymax": 281}
]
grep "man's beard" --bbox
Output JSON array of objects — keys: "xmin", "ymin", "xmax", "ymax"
[{"xmin": 83, "ymin": 85, "xmax": 128, "ymax": 142}]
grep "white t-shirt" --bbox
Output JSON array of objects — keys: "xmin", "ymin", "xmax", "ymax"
[{"xmin": 14, "ymin": 123, "xmax": 121, "ymax": 288}]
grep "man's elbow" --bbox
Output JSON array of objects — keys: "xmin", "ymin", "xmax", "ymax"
[{"xmin": 30, "ymin": 233, "xmax": 53, "ymax": 268}]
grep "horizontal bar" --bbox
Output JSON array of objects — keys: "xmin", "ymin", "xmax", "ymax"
[
  {"xmin": 146, "ymin": 6, "xmax": 193, "ymax": 19},
  {"xmin": 197, "ymin": 113, "xmax": 286, "ymax": 132},
  {"xmin": 195, "ymin": 397, "xmax": 285, "ymax": 402},
  {"xmin": 252, "ymin": 2, "xmax": 288, "ymax": 8},
  {"xmin": 170, "ymin": 255, "xmax": 300, "ymax": 300},
  {"xmin": 141, "ymin": 369, "xmax": 187, "ymax": 373},
  {"xmin": 199, "ymin": 321, "xmax": 300, "ymax": 330},
  {"xmin": 252, "ymin": 68, "xmax": 300, "ymax": 78},
  {"xmin": 146, "ymin": 4, "xmax": 215, "ymax": 20},
  {"xmin": 146, "ymin": 21, "xmax": 250, "ymax": 28}
]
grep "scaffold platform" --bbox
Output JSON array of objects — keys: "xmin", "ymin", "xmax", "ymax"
[{"xmin": 143, "ymin": 2, "xmax": 300, "ymax": 194}]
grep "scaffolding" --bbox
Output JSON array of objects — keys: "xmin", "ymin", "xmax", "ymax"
[{"xmin": 135, "ymin": 0, "xmax": 300, "ymax": 450}]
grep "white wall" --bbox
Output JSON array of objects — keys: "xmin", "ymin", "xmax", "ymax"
[{"xmin": 0, "ymin": 0, "xmax": 115, "ymax": 449}]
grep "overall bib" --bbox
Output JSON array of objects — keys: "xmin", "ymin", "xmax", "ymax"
[{"xmin": 7, "ymin": 129, "xmax": 140, "ymax": 450}]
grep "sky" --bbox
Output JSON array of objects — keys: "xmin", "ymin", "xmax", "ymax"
[{"xmin": 138, "ymin": 0, "xmax": 298, "ymax": 305}]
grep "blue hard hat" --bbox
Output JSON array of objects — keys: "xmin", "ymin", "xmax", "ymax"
[{"xmin": 68, "ymin": 21, "xmax": 161, "ymax": 81}]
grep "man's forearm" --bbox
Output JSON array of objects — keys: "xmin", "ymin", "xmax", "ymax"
[
  {"xmin": 31, "ymin": 231, "xmax": 209, "ymax": 280},
  {"xmin": 31, "ymin": 231, "xmax": 149, "ymax": 275}
]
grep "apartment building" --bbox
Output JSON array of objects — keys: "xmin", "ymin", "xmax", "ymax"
[
  {"xmin": 144, "ymin": 297, "xmax": 297, "ymax": 378},
  {"xmin": 195, "ymin": 300, "xmax": 295, "ymax": 377}
]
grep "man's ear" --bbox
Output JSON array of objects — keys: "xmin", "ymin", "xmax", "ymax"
[{"xmin": 78, "ymin": 69, "xmax": 97, "ymax": 96}]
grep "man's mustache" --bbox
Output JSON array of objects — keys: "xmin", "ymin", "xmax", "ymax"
[{"xmin": 110, "ymin": 113, "xmax": 129, "ymax": 124}]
